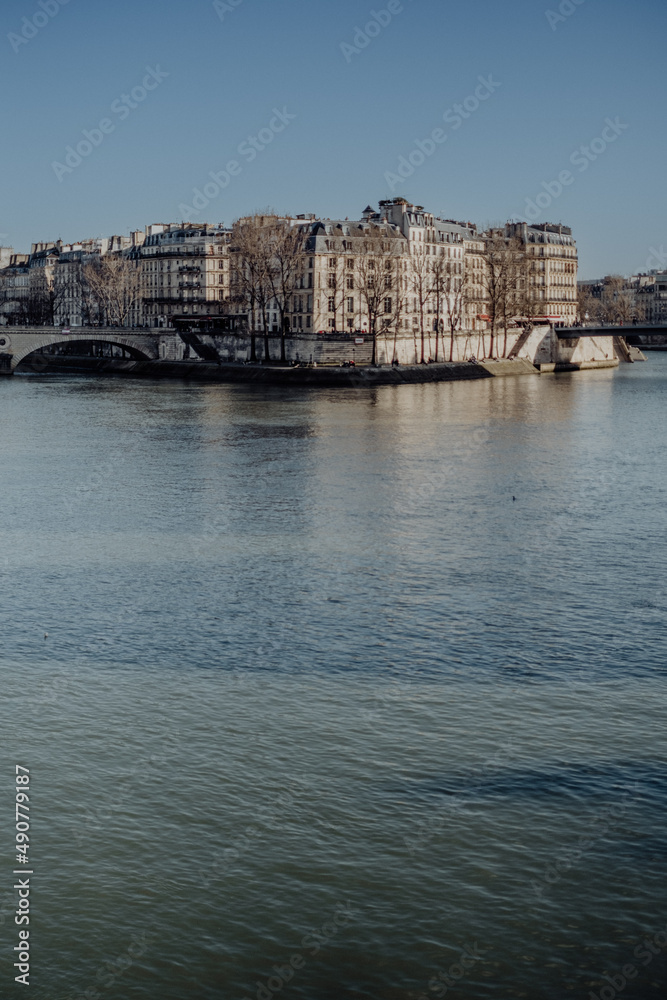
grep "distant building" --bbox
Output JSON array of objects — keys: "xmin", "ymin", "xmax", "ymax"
[
  {"xmin": 635, "ymin": 271, "xmax": 667, "ymax": 324},
  {"xmin": 0, "ymin": 253, "xmax": 30, "ymax": 324}
]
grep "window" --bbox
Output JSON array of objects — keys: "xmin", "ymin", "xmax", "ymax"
[
  {"xmin": 347, "ymin": 277, "xmax": 354, "ymax": 290},
  {"xmin": 329, "ymin": 319, "xmax": 335, "ymax": 329},
  {"xmin": 384, "ymin": 276, "xmax": 392, "ymax": 290},
  {"xmin": 328, "ymin": 275, "xmax": 336, "ymax": 289},
  {"xmin": 328, "ymin": 297, "xmax": 335, "ymax": 312},
  {"xmin": 329, "ymin": 257, "xmax": 337, "ymax": 268},
  {"xmin": 347, "ymin": 259, "xmax": 354, "ymax": 270},
  {"xmin": 218, "ymin": 261, "xmax": 224, "ymax": 269},
  {"xmin": 347, "ymin": 297, "xmax": 354, "ymax": 313},
  {"xmin": 384, "ymin": 298, "xmax": 392, "ymax": 314}
]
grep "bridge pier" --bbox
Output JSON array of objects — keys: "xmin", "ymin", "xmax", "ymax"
[{"xmin": 0, "ymin": 353, "xmax": 13, "ymax": 376}]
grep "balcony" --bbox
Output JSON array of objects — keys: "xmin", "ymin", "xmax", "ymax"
[{"xmin": 143, "ymin": 294, "xmax": 207, "ymax": 304}]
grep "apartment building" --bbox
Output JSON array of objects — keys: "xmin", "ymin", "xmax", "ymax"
[
  {"xmin": 132, "ymin": 223, "xmax": 230, "ymax": 329},
  {"xmin": 0, "ymin": 202, "xmax": 579, "ymax": 340},
  {"xmin": 0, "ymin": 253, "xmax": 30, "ymax": 324},
  {"xmin": 635, "ymin": 271, "xmax": 667, "ymax": 324},
  {"xmin": 506, "ymin": 222, "xmax": 578, "ymax": 326},
  {"xmin": 300, "ymin": 209, "xmax": 405, "ymax": 336}
]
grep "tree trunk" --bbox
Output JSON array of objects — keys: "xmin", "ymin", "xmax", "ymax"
[
  {"xmin": 263, "ymin": 317, "xmax": 270, "ymax": 361},
  {"xmin": 280, "ymin": 315, "xmax": 287, "ymax": 363}
]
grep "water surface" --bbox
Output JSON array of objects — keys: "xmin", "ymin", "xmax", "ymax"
[{"xmin": 1, "ymin": 359, "xmax": 666, "ymax": 999}]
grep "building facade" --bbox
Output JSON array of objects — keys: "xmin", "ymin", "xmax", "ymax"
[{"xmin": 0, "ymin": 201, "xmax": 580, "ymax": 358}]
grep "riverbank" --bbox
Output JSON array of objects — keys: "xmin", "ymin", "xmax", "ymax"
[{"xmin": 18, "ymin": 355, "xmax": 543, "ymax": 384}]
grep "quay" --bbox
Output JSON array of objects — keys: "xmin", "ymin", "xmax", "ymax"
[
  {"xmin": 5, "ymin": 355, "xmax": 542, "ymax": 385},
  {"xmin": 0, "ymin": 324, "xmax": 648, "ymax": 382}
]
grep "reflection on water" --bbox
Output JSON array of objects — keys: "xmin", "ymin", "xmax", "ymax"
[{"xmin": 0, "ymin": 360, "xmax": 665, "ymax": 999}]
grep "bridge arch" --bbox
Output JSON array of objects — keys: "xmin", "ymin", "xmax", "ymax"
[{"xmin": 6, "ymin": 331, "xmax": 160, "ymax": 371}]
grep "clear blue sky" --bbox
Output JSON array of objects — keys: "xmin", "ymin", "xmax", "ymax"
[{"xmin": 1, "ymin": 0, "xmax": 664, "ymax": 278}]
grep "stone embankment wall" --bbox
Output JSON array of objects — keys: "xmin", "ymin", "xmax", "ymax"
[
  {"xmin": 185, "ymin": 326, "xmax": 623, "ymax": 367},
  {"xmin": 183, "ymin": 327, "xmax": 558, "ymax": 366}
]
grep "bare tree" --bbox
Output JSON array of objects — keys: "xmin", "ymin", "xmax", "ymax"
[
  {"xmin": 22, "ymin": 291, "xmax": 54, "ymax": 325},
  {"xmin": 82, "ymin": 255, "xmax": 140, "ymax": 327},
  {"xmin": 500, "ymin": 239, "xmax": 529, "ymax": 355},
  {"xmin": 386, "ymin": 254, "xmax": 409, "ymax": 363},
  {"xmin": 577, "ymin": 286, "xmax": 601, "ymax": 326},
  {"xmin": 266, "ymin": 222, "xmax": 306, "ymax": 362},
  {"xmin": 230, "ymin": 217, "xmax": 276, "ymax": 361},
  {"xmin": 433, "ymin": 254, "xmax": 469, "ymax": 361},
  {"xmin": 357, "ymin": 230, "xmax": 392, "ymax": 366},
  {"xmin": 601, "ymin": 275, "xmax": 635, "ymax": 326},
  {"xmin": 428, "ymin": 253, "xmax": 446, "ymax": 362},
  {"xmin": 322, "ymin": 254, "xmax": 348, "ymax": 339},
  {"xmin": 481, "ymin": 234, "xmax": 527, "ymax": 357},
  {"xmin": 409, "ymin": 247, "xmax": 432, "ymax": 363},
  {"xmin": 481, "ymin": 233, "xmax": 508, "ymax": 357}
]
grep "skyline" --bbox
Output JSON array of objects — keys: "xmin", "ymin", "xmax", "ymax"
[{"xmin": 1, "ymin": 0, "xmax": 665, "ymax": 279}]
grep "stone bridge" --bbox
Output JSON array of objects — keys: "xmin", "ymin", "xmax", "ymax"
[{"xmin": 0, "ymin": 327, "xmax": 174, "ymax": 373}]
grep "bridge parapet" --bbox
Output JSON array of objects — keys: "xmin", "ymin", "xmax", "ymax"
[{"xmin": 558, "ymin": 324, "xmax": 667, "ymax": 338}]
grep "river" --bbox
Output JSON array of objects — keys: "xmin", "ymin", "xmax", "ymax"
[{"xmin": 1, "ymin": 358, "xmax": 666, "ymax": 999}]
